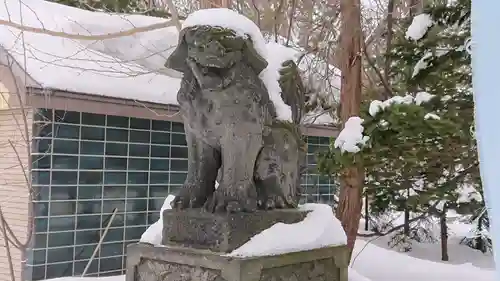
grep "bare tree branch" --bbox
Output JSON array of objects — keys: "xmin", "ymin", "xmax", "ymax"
[
  {"xmin": 0, "ymin": 207, "xmax": 16, "ymax": 281},
  {"xmin": 0, "ymin": 18, "xmax": 176, "ymax": 40}
]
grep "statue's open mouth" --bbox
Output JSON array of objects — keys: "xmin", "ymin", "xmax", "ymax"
[{"xmin": 191, "ymin": 55, "xmax": 229, "ymax": 69}]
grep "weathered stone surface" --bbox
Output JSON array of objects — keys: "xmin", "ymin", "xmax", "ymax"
[
  {"xmin": 126, "ymin": 243, "xmax": 349, "ymax": 281},
  {"xmin": 162, "ymin": 208, "xmax": 308, "ymax": 253},
  {"xmin": 164, "ymin": 21, "xmax": 307, "ymax": 213}
]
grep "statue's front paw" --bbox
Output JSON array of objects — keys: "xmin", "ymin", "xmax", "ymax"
[
  {"xmin": 204, "ymin": 180, "xmax": 258, "ymax": 213},
  {"xmin": 258, "ymin": 195, "xmax": 287, "ymax": 210},
  {"xmin": 171, "ymin": 183, "xmax": 209, "ymax": 209}
]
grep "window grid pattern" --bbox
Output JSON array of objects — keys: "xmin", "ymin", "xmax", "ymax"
[
  {"xmin": 28, "ymin": 109, "xmax": 186, "ymax": 280},
  {"xmin": 27, "ymin": 109, "xmax": 338, "ymax": 280},
  {"xmin": 300, "ymin": 136, "xmax": 338, "ymax": 204}
]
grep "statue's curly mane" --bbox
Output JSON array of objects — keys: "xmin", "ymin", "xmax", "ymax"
[{"xmin": 165, "ymin": 25, "xmax": 268, "ymax": 76}]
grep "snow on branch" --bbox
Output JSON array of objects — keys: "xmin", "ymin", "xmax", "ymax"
[
  {"xmin": 405, "ymin": 13, "xmax": 433, "ymax": 41},
  {"xmin": 334, "ymin": 117, "xmax": 369, "ymax": 154}
]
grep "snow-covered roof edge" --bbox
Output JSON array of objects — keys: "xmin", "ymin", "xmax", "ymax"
[{"xmin": 0, "ymin": 45, "xmax": 40, "ymax": 91}]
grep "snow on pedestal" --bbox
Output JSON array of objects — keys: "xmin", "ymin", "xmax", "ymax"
[
  {"xmin": 227, "ymin": 203, "xmax": 347, "ymax": 257},
  {"xmin": 130, "ymin": 201, "xmax": 348, "ymax": 281},
  {"xmin": 140, "ymin": 195, "xmax": 175, "ymax": 245},
  {"xmin": 140, "ymin": 197, "xmax": 347, "ymax": 258}
]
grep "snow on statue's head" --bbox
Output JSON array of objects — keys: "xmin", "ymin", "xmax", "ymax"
[{"xmin": 165, "ymin": 8, "xmax": 268, "ymax": 75}]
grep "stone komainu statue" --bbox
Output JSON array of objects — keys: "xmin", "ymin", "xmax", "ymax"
[{"xmin": 165, "ymin": 25, "xmax": 306, "ymax": 213}]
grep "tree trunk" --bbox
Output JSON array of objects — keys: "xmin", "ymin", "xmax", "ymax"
[
  {"xmin": 200, "ymin": 0, "xmax": 230, "ymax": 8},
  {"xmin": 364, "ymin": 194, "xmax": 369, "ymax": 231},
  {"xmin": 440, "ymin": 206, "xmax": 449, "ymax": 261},
  {"xmin": 337, "ymin": 167, "xmax": 364, "ymax": 255},
  {"xmin": 336, "ymin": 0, "xmax": 364, "ymax": 256},
  {"xmin": 403, "ymin": 187, "xmax": 410, "ymax": 236},
  {"xmin": 477, "ymin": 216, "xmax": 485, "ymax": 253},
  {"xmin": 407, "ymin": 0, "xmax": 422, "ymax": 17},
  {"xmin": 404, "ymin": 204, "xmax": 410, "ymax": 236},
  {"xmin": 383, "ymin": 0, "xmax": 395, "ymax": 99}
]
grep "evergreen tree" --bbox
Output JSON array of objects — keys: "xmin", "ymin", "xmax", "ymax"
[
  {"xmin": 373, "ymin": 0, "xmax": 478, "ymax": 227},
  {"xmin": 318, "ymin": 0, "xmax": 481, "ymax": 258}
]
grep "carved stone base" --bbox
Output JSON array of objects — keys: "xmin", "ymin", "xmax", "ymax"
[
  {"xmin": 126, "ymin": 243, "xmax": 349, "ymax": 281},
  {"xmin": 162, "ymin": 209, "xmax": 308, "ymax": 253}
]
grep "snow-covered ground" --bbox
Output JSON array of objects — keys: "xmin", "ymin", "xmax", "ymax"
[
  {"xmin": 351, "ymin": 237, "xmax": 495, "ymax": 281},
  {"xmin": 47, "ymin": 229, "xmax": 496, "ymax": 281},
  {"xmin": 47, "ymin": 205, "xmax": 496, "ymax": 281}
]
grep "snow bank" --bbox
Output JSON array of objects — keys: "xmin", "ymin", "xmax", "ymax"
[
  {"xmin": 333, "ymin": 117, "xmax": 369, "ymax": 153},
  {"xmin": 349, "ymin": 268, "xmax": 372, "ymax": 281},
  {"xmin": 140, "ymin": 195, "xmax": 175, "ymax": 245},
  {"xmin": 406, "ymin": 13, "xmax": 433, "ymax": 41},
  {"xmin": 181, "ymin": 9, "xmax": 292, "ymax": 121},
  {"xmin": 228, "ymin": 203, "xmax": 346, "ymax": 257},
  {"xmin": 351, "ymin": 239, "xmax": 496, "ymax": 281}
]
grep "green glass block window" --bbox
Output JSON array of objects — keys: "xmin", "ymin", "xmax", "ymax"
[
  {"xmin": 300, "ymin": 136, "xmax": 338, "ymax": 205},
  {"xmin": 28, "ymin": 108, "xmax": 337, "ymax": 280},
  {"xmin": 28, "ymin": 109, "xmax": 188, "ymax": 280}
]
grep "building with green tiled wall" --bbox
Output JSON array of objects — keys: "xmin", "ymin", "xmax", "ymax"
[{"xmin": 25, "ymin": 105, "xmax": 339, "ymax": 280}]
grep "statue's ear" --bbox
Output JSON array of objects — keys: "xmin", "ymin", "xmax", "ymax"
[
  {"xmin": 165, "ymin": 29, "xmax": 189, "ymax": 73},
  {"xmin": 242, "ymin": 38, "xmax": 268, "ymax": 74}
]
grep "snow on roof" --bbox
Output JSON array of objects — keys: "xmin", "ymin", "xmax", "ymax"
[
  {"xmin": 0, "ymin": 0, "xmax": 182, "ymax": 105},
  {"xmin": 0, "ymin": 1, "xmax": 337, "ymax": 124}
]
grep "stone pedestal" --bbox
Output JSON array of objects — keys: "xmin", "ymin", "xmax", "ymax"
[
  {"xmin": 126, "ymin": 242, "xmax": 349, "ymax": 281},
  {"xmin": 162, "ymin": 209, "xmax": 309, "ymax": 253}
]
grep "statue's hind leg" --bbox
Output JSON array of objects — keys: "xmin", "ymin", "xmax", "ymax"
[
  {"xmin": 172, "ymin": 131, "xmax": 221, "ymax": 209},
  {"xmin": 254, "ymin": 128, "xmax": 303, "ymax": 210}
]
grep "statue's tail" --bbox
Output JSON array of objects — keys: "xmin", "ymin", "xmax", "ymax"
[
  {"xmin": 278, "ymin": 60, "xmax": 306, "ymax": 125},
  {"xmin": 277, "ymin": 59, "xmax": 307, "ymax": 204}
]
